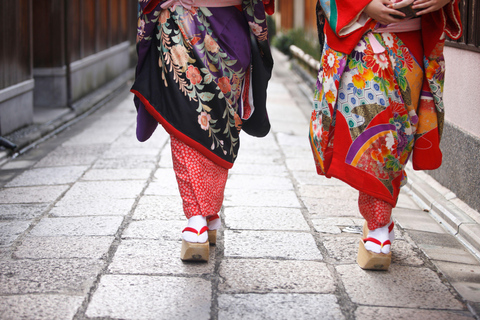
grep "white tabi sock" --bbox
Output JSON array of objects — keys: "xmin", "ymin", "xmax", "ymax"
[
  {"xmin": 183, "ymin": 215, "xmax": 208, "ymax": 243},
  {"xmin": 365, "ymin": 222, "xmax": 391, "ymax": 254}
]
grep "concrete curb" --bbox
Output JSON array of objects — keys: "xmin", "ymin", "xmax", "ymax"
[{"xmin": 405, "ymin": 166, "xmax": 480, "ymax": 261}]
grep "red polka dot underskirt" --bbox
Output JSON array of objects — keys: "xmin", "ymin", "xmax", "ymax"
[
  {"xmin": 358, "ymin": 191, "xmax": 393, "ymax": 230},
  {"xmin": 171, "ymin": 136, "xmax": 228, "ymax": 219}
]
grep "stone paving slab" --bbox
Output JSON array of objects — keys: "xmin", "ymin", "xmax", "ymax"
[
  {"xmin": 285, "ymin": 157, "xmax": 317, "ymax": 172},
  {"xmin": 224, "ymin": 230, "xmax": 323, "ymax": 260},
  {"xmin": 5, "ymin": 166, "xmax": 88, "ymax": 187},
  {"xmin": 431, "ymin": 261, "xmax": 480, "ymax": 302},
  {"xmin": 144, "ymin": 181, "xmax": 180, "ymax": 196},
  {"xmin": 85, "ymin": 275, "xmax": 211, "ymax": 320},
  {"xmin": 109, "ymin": 239, "xmax": 215, "ymax": 275},
  {"xmin": 226, "ymin": 174, "xmax": 294, "ymax": 190},
  {"xmin": 0, "ymin": 259, "xmax": 103, "ymax": 294},
  {"xmin": 336, "ymin": 264, "xmax": 465, "ymax": 310},
  {"xmin": 50, "ymin": 197, "xmax": 136, "ymax": 216},
  {"xmin": 300, "ymin": 185, "xmax": 359, "ymax": 200},
  {"xmin": 122, "ymin": 219, "xmax": 185, "ymax": 241},
  {"xmin": 355, "ymin": 306, "xmax": 475, "ymax": 320},
  {"xmin": 92, "ymin": 156, "xmax": 158, "ymax": 170},
  {"xmin": 271, "ymin": 121, "xmax": 310, "ymax": 136},
  {"xmin": 419, "ymin": 243, "xmax": 480, "ymax": 265},
  {"xmin": 291, "ymin": 170, "xmax": 349, "ymax": 186},
  {"xmin": 0, "ymin": 203, "xmax": 49, "ymax": 220},
  {"xmin": 54, "ymin": 180, "xmax": 145, "ymax": 201},
  {"xmin": 218, "ymin": 293, "xmax": 345, "ymax": 320},
  {"xmin": 34, "ymin": 145, "xmax": 107, "ymax": 167},
  {"xmin": 110, "ymin": 127, "xmax": 169, "ymax": 150},
  {"xmin": 302, "ymin": 196, "xmax": 359, "ymax": 218},
  {"xmin": 131, "ymin": 195, "xmax": 184, "ymax": 220},
  {"xmin": 268, "ymin": 105, "xmax": 308, "ymax": 123},
  {"xmin": 396, "ymin": 191, "xmax": 422, "ymax": 210},
  {"xmin": 1, "ymin": 159, "xmax": 37, "ymax": 170},
  {"xmin": 0, "ymin": 185, "xmax": 69, "ymax": 204},
  {"xmin": 238, "ymin": 134, "xmax": 279, "ymax": 150},
  {"xmin": 81, "ymin": 168, "xmax": 153, "ymax": 181},
  {"xmin": 0, "ymin": 294, "xmax": 84, "ymax": 320},
  {"xmin": 394, "ymin": 207, "xmax": 448, "ymax": 234},
  {"xmin": 218, "ymin": 259, "xmax": 335, "ymax": 293},
  {"xmin": 101, "ymin": 147, "xmax": 160, "ymax": 158},
  {"xmin": 224, "ymin": 189, "xmax": 302, "ymax": 208},
  {"xmin": 224, "ymin": 207, "xmax": 310, "ymax": 231},
  {"xmin": 311, "ymin": 217, "xmax": 364, "ymax": 234},
  {"xmin": 30, "ymin": 216, "xmax": 124, "ymax": 236},
  {"xmin": 228, "ymin": 163, "xmax": 288, "ymax": 177},
  {"xmin": 62, "ymin": 123, "xmax": 130, "ymax": 146},
  {"xmin": 13, "ymin": 236, "xmax": 114, "ymax": 259},
  {"xmin": 278, "ymin": 146, "xmax": 314, "ymax": 162},
  {"xmin": 0, "ymin": 221, "xmax": 31, "ymax": 248},
  {"xmin": 275, "ymin": 132, "xmax": 311, "ymax": 149}
]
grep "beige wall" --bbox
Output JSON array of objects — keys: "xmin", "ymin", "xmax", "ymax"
[
  {"xmin": 294, "ymin": 0, "xmax": 305, "ymax": 29},
  {"xmin": 443, "ymin": 47, "xmax": 480, "ymax": 139}
]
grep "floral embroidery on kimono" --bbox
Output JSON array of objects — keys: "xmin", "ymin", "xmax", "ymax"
[
  {"xmin": 132, "ymin": 0, "xmax": 272, "ymax": 169},
  {"xmin": 309, "ymin": 0, "xmax": 462, "ymax": 206}
]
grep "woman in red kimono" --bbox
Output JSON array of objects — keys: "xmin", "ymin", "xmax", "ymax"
[
  {"xmin": 310, "ymin": 0, "xmax": 461, "ymax": 269},
  {"xmin": 132, "ymin": 0, "xmax": 274, "ymax": 261}
]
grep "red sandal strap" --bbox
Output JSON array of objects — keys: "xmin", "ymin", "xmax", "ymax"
[
  {"xmin": 363, "ymin": 237, "xmax": 382, "ymax": 246},
  {"xmin": 388, "ymin": 221, "xmax": 394, "ymax": 233},
  {"xmin": 363, "ymin": 237, "xmax": 391, "ymax": 248},
  {"xmin": 183, "ymin": 226, "xmax": 209, "ymax": 235}
]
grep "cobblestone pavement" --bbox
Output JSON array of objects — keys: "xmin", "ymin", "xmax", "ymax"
[{"xmin": 0, "ymin": 51, "xmax": 479, "ymax": 319}]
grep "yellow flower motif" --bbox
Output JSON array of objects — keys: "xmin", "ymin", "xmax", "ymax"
[
  {"xmin": 362, "ymin": 69, "xmax": 374, "ymax": 81},
  {"xmin": 426, "ymin": 61, "xmax": 439, "ymax": 79},
  {"xmin": 325, "ymin": 90, "xmax": 335, "ymax": 104},
  {"xmin": 352, "ymin": 74, "xmax": 366, "ymax": 89}
]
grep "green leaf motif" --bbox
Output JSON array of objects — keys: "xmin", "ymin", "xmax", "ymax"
[
  {"xmin": 171, "ymin": 34, "xmax": 181, "ymax": 43},
  {"xmin": 224, "ymin": 59, "xmax": 238, "ymax": 67},
  {"xmin": 198, "ymin": 92, "xmax": 215, "ymax": 101},
  {"xmin": 204, "ymin": 74, "xmax": 213, "ymax": 84},
  {"xmin": 200, "ymin": 7, "xmax": 213, "ymax": 17}
]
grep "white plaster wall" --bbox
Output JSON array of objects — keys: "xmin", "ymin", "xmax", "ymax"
[
  {"xmin": 443, "ymin": 47, "xmax": 480, "ymax": 139},
  {"xmin": 294, "ymin": 0, "xmax": 305, "ymax": 29}
]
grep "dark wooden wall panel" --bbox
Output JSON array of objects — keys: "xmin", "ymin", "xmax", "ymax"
[
  {"xmin": 1, "ymin": 0, "xmax": 140, "ymax": 91},
  {"xmin": 0, "ymin": 0, "xmax": 32, "ymax": 90},
  {"xmin": 83, "ymin": 0, "xmax": 97, "ymax": 58},
  {"xmin": 33, "ymin": 0, "xmax": 65, "ymax": 68},
  {"xmin": 99, "ymin": 0, "xmax": 109, "ymax": 51},
  {"xmin": 447, "ymin": 0, "xmax": 480, "ymax": 52},
  {"xmin": 111, "ymin": 0, "xmax": 120, "ymax": 45},
  {"xmin": 119, "ymin": 0, "xmax": 131, "ymax": 42}
]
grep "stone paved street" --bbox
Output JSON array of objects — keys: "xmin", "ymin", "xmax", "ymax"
[{"xmin": 0, "ymin": 51, "xmax": 479, "ymax": 320}]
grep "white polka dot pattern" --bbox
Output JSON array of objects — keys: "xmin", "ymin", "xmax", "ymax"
[
  {"xmin": 171, "ymin": 136, "xmax": 228, "ymax": 219},
  {"xmin": 358, "ymin": 191, "xmax": 392, "ymax": 230}
]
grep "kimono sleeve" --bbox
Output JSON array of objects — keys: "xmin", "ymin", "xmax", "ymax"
[
  {"xmin": 319, "ymin": 0, "xmax": 371, "ymax": 37},
  {"xmin": 320, "ymin": 0, "xmax": 374, "ymax": 54}
]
